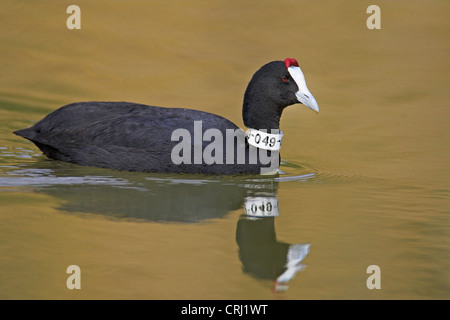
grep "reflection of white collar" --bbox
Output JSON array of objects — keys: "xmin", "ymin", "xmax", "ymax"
[
  {"xmin": 244, "ymin": 196, "xmax": 279, "ymax": 218},
  {"xmin": 274, "ymin": 244, "xmax": 310, "ymax": 291},
  {"xmin": 245, "ymin": 129, "xmax": 284, "ymax": 151}
]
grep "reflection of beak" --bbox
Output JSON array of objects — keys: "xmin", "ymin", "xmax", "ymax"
[
  {"xmin": 288, "ymin": 66, "xmax": 319, "ymax": 113},
  {"xmin": 273, "ymin": 243, "xmax": 310, "ymax": 292}
]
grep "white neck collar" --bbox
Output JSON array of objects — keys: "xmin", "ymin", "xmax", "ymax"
[{"xmin": 245, "ymin": 128, "xmax": 284, "ymax": 151}]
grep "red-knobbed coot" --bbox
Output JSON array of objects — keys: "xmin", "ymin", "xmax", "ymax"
[{"xmin": 14, "ymin": 58, "xmax": 319, "ymax": 175}]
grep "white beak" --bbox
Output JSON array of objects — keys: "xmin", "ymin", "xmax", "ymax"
[{"xmin": 287, "ymin": 66, "xmax": 319, "ymax": 113}]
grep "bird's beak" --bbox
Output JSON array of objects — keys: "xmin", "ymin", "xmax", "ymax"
[{"xmin": 288, "ymin": 66, "xmax": 319, "ymax": 113}]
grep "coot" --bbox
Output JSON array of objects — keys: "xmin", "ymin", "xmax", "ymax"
[{"xmin": 14, "ymin": 58, "xmax": 318, "ymax": 175}]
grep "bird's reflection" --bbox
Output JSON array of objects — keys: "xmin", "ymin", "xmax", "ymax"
[
  {"xmin": 237, "ymin": 216, "xmax": 310, "ymax": 292},
  {"xmin": 237, "ymin": 184, "xmax": 310, "ymax": 292},
  {"xmin": 2, "ymin": 160, "xmax": 311, "ymax": 291}
]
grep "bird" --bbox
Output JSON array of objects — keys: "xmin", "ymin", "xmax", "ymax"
[{"xmin": 14, "ymin": 58, "xmax": 319, "ymax": 175}]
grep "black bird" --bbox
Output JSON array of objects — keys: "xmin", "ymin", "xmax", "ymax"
[{"xmin": 14, "ymin": 58, "xmax": 318, "ymax": 175}]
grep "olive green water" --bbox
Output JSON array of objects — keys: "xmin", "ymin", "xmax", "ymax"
[{"xmin": 0, "ymin": 1, "xmax": 448, "ymax": 299}]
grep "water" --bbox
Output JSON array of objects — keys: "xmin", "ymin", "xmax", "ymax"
[{"xmin": 0, "ymin": 1, "xmax": 449, "ymax": 299}]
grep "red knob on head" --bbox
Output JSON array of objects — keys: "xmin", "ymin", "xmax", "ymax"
[{"xmin": 284, "ymin": 58, "xmax": 299, "ymax": 69}]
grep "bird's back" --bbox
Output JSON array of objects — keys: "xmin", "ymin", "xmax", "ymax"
[{"xmin": 14, "ymin": 101, "xmax": 262, "ymax": 174}]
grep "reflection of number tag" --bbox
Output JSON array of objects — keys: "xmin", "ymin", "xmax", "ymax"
[
  {"xmin": 246, "ymin": 129, "xmax": 283, "ymax": 151},
  {"xmin": 244, "ymin": 197, "xmax": 279, "ymax": 217}
]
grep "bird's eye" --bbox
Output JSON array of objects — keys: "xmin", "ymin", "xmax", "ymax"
[{"xmin": 281, "ymin": 76, "xmax": 289, "ymax": 82}]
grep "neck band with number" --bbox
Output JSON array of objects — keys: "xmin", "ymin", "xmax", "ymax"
[{"xmin": 246, "ymin": 129, "xmax": 284, "ymax": 151}]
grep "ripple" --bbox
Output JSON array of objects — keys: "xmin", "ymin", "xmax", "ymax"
[
  {"xmin": 0, "ymin": 151, "xmax": 383, "ymax": 189},
  {"xmin": 145, "ymin": 176, "xmax": 221, "ymax": 186},
  {"xmin": 0, "ymin": 168, "xmax": 132, "ymax": 188},
  {"xmin": 280, "ymin": 159, "xmax": 387, "ymax": 185},
  {"xmin": 275, "ymin": 173, "xmax": 316, "ymax": 182},
  {"xmin": 0, "ymin": 146, "xmax": 40, "ymax": 160}
]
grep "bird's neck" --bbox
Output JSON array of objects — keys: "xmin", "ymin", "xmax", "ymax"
[{"xmin": 242, "ymin": 96, "xmax": 283, "ymax": 130}]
